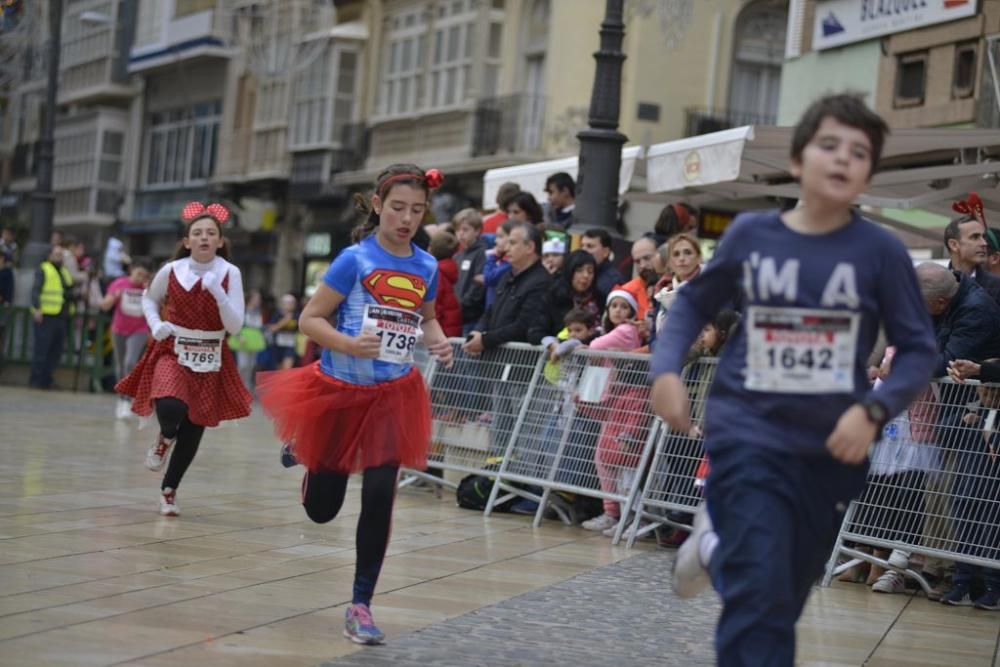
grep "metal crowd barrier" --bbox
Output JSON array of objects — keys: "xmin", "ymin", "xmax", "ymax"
[
  {"xmin": 405, "ymin": 339, "xmax": 690, "ymax": 544},
  {"xmin": 409, "ymin": 339, "xmax": 1000, "ymax": 581},
  {"xmin": 822, "ymin": 378, "xmax": 1000, "ymax": 592}
]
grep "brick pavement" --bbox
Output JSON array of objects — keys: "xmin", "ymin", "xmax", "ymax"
[{"xmin": 325, "ymin": 550, "xmax": 718, "ymax": 666}]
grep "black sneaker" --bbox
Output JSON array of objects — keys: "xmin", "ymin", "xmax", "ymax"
[
  {"xmin": 974, "ymin": 588, "xmax": 1000, "ymax": 611},
  {"xmin": 941, "ymin": 583, "xmax": 972, "ymax": 606},
  {"xmin": 280, "ymin": 443, "xmax": 299, "ymax": 468}
]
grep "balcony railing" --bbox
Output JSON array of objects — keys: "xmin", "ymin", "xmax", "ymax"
[
  {"xmin": 684, "ymin": 107, "xmax": 777, "ymax": 137},
  {"xmin": 472, "ymin": 94, "xmax": 546, "ymax": 157}
]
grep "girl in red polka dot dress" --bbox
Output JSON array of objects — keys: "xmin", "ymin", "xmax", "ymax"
[{"xmin": 117, "ymin": 203, "xmax": 252, "ymax": 516}]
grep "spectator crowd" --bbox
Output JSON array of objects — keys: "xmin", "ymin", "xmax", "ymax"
[{"xmin": 6, "ymin": 171, "xmax": 1000, "ymax": 611}]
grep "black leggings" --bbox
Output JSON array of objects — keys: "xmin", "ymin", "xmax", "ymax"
[
  {"xmin": 154, "ymin": 397, "xmax": 205, "ymax": 492},
  {"xmin": 302, "ymin": 465, "xmax": 398, "ymax": 606}
]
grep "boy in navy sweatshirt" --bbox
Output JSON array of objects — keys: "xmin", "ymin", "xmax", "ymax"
[{"xmin": 650, "ymin": 94, "xmax": 937, "ymax": 666}]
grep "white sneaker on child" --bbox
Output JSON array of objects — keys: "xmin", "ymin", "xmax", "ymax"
[
  {"xmin": 581, "ymin": 513, "xmax": 618, "ymax": 532},
  {"xmin": 673, "ymin": 502, "xmax": 715, "ymax": 598},
  {"xmin": 145, "ymin": 434, "xmax": 176, "ymax": 471},
  {"xmin": 888, "ymin": 549, "xmax": 910, "ymax": 570},
  {"xmin": 159, "ymin": 488, "xmax": 180, "ymax": 517},
  {"xmin": 872, "ymin": 571, "xmax": 906, "ymax": 594}
]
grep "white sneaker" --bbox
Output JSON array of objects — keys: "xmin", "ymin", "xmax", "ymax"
[
  {"xmin": 581, "ymin": 513, "xmax": 618, "ymax": 532},
  {"xmin": 872, "ymin": 570, "xmax": 906, "ymax": 594},
  {"xmin": 145, "ymin": 434, "xmax": 176, "ymax": 471},
  {"xmin": 115, "ymin": 397, "xmax": 132, "ymax": 419},
  {"xmin": 159, "ymin": 488, "xmax": 180, "ymax": 517},
  {"xmin": 888, "ymin": 549, "xmax": 910, "ymax": 570},
  {"xmin": 673, "ymin": 502, "xmax": 714, "ymax": 598},
  {"xmin": 601, "ymin": 521, "xmax": 622, "ymax": 537}
]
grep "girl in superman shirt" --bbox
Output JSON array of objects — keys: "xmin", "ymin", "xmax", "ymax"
[{"xmin": 257, "ymin": 163, "xmax": 453, "ymax": 646}]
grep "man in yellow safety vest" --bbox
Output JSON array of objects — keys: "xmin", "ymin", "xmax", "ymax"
[{"xmin": 29, "ymin": 244, "xmax": 75, "ymax": 389}]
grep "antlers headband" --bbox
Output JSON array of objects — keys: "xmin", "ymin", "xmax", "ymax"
[
  {"xmin": 953, "ymin": 192, "xmax": 986, "ymax": 226},
  {"xmin": 181, "ymin": 201, "xmax": 231, "ymax": 226},
  {"xmin": 377, "ymin": 169, "xmax": 444, "ymax": 197}
]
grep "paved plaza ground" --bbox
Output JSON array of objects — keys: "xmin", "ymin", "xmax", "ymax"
[{"xmin": 1, "ymin": 387, "xmax": 998, "ymax": 666}]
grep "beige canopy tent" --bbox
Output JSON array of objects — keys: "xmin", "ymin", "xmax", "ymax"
[
  {"xmin": 640, "ymin": 124, "xmax": 1000, "ymax": 247},
  {"xmin": 483, "ymin": 125, "xmax": 1000, "ymax": 249}
]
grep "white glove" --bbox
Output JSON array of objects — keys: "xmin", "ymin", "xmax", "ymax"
[
  {"xmin": 152, "ymin": 321, "xmax": 176, "ymax": 341},
  {"xmin": 201, "ymin": 272, "xmax": 226, "ymax": 300}
]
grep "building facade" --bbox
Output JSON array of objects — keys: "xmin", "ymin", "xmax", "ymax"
[{"xmin": 1, "ymin": 0, "xmax": 795, "ymax": 295}]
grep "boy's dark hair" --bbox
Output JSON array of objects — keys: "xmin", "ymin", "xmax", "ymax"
[
  {"xmin": 428, "ymin": 230, "xmax": 458, "ymax": 260},
  {"xmin": 564, "ymin": 307, "xmax": 597, "ymax": 329},
  {"xmin": 499, "ymin": 219, "xmax": 515, "ymax": 235},
  {"xmin": 545, "ymin": 172, "xmax": 576, "ymax": 198},
  {"xmin": 713, "ymin": 310, "xmax": 742, "ymax": 350},
  {"xmin": 496, "ymin": 182, "xmax": 521, "ymax": 210},
  {"xmin": 583, "ymin": 228, "xmax": 613, "ymax": 249},
  {"xmin": 790, "ymin": 94, "xmax": 889, "ymax": 177}
]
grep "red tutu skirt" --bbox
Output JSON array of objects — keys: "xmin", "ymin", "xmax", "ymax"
[{"xmin": 256, "ymin": 363, "xmax": 430, "ymax": 474}]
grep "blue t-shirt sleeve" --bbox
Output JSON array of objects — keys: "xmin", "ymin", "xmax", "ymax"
[
  {"xmin": 323, "ymin": 248, "xmax": 358, "ymax": 296},
  {"xmin": 650, "ymin": 216, "xmax": 749, "ymax": 378},
  {"xmin": 426, "ymin": 262, "xmax": 439, "ymax": 303}
]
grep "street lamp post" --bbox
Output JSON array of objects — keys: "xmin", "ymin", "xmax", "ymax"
[
  {"xmin": 22, "ymin": 0, "xmax": 63, "ymax": 269},
  {"xmin": 575, "ymin": 0, "xmax": 627, "ymax": 236}
]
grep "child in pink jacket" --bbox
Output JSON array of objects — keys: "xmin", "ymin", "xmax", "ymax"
[{"xmin": 580, "ymin": 289, "xmax": 645, "ymax": 534}]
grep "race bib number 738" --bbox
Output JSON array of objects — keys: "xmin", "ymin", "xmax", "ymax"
[{"xmin": 744, "ymin": 306, "xmax": 859, "ymax": 394}]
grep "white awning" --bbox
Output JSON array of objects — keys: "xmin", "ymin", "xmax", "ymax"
[
  {"xmin": 643, "ymin": 125, "xmax": 1000, "ymax": 219},
  {"xmin": 482, "ymin": 145, "xmax": 645, "ymax": 209}
]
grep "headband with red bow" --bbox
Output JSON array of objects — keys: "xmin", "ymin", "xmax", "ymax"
[
  {"xmin": 377, "ymin": 169, "xmax": 445, "ymax": 197},
  {"xmin": 952, "ymin": 192, "xmax": 987, "ymax": 226},
  {"xmin": 181, "ymin": 201, "xmax": 231, "ymax": 225}
]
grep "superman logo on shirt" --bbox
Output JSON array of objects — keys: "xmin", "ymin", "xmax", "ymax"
[{"xmin": 362, "ymin": 270, "xmax": 427, "ymax": 310}]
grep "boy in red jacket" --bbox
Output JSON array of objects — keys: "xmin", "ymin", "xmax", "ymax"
[{"xmin": 429, "ymin": 230, "xmax": 463, "ymax": 337}]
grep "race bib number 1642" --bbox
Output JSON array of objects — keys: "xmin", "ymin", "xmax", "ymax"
[{"xmin": 744, "ymin": 306, "xmax": 859, "ymax": 394}]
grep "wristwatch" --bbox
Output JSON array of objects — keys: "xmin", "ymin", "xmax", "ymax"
[{"xmin": 861, "ymin": 399, "xmax": 889, "ymax": 431}]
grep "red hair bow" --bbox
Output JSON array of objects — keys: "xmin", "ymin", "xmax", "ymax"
[
  {"xmin": 424, "ymin": 168, "xmax": 444, "ymax": 189},
  {"xmin": 953, "ymin": 192, "xmax": 987, "ymax": 226},
  {"xmin": 181, "ymin": 201, "xmax": 231, "ymax": 225}
]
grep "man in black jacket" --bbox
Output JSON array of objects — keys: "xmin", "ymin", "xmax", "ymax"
[
  {"xmin": 463, "ymin": 222, "xmax": 552, "ymax": 454},
  {"xmin": 918, "ymin": 262, "xmax": 1000, "ymax": 376},
  {"xmin": 945, "ymin": 215, "xmax": 1000, "ymax": 307}
]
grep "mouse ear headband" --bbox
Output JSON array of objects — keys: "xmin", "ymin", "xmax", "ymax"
[{"xmin": 182, "ymin": 201, "xmax": 231, "ymax": 226}]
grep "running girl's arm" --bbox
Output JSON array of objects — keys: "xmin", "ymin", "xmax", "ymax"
[
  {"xmin": 420, "ymin": 299, "xmax": 454, "ymax": 367},
  {"xmin": 299, "ymin": 283, "xmax": 379, "ymax": 358},
  {"xmin": 142, "ymin": 263, "xmax": 172, "ymax": 337},
  {"xmin": 201, "ymin": 265, "xmax": 244, "ymax": 335}
]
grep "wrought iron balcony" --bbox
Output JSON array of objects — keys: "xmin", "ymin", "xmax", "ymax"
[{"xmin": 472, "ymin": 94, "xmax": 546, "ymax": 157}]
